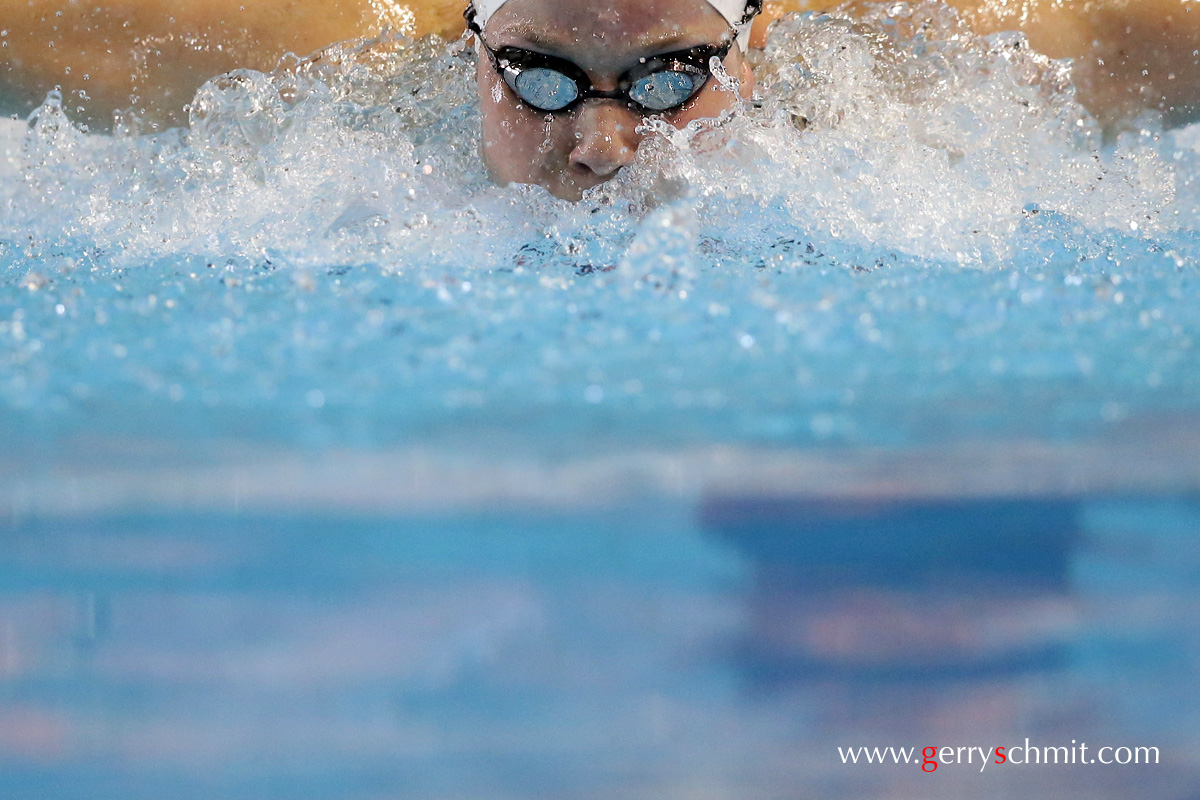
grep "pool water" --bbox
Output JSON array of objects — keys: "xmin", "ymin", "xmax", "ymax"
[
  {"xmin": 2, "ymin": 3, "xmax": 1200, "ymax": 797},
  {"xmin": 2, "ymin": 498, "xmax": 1199, "ymax": 799},
  {"xmin": 2, "ymin": 9, "xmax": 1199, "ymax": 463}
]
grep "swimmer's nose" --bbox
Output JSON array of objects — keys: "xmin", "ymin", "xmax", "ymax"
[{"xmin": 568, "ymin": 102, "xmax": 642, "ymax": 178}]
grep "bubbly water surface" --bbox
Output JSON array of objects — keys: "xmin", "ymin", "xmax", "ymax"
[{"xmin": 2, "ymin": 2, "xmax": 1200, "ymax": 469}]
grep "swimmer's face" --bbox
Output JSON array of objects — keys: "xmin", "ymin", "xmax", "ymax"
[{"xmin": 475, "ymin": 0, "xmax": 755, "ymax": 200}]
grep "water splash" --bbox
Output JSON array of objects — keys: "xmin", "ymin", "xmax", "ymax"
[
  {"xmin": 2, "ymin": 4, "xmax": 1188, "ymax": 270},
  {"xmin": 1, "ymin": 3, "xmax": 1198, "ymax": 455}
]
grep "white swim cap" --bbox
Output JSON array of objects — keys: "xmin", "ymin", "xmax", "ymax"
[{"xmin": 468, "ymin": 0, "xmax": 759, "ymax": 49}]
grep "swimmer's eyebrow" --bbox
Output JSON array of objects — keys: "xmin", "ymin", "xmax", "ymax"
[{"xmin": 491, "ymin": 26, "xmax": 698, "ymax": 60}]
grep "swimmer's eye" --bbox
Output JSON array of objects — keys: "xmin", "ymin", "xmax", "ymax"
[
  {"xmin": 485, "ymin": 40, "xmax": 728, "ymax": 115},
  {"xmin": 509, "ymin": 68, "xmax": 580, "ymax": 112},
  {"xmin": 628, "ymin": 70, "xmax": 702, "ymax": 112}
]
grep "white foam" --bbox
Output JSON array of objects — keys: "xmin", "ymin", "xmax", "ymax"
[{"xmin": 0, "ymin": 3, "xmax": 1186, "ymax": 274}]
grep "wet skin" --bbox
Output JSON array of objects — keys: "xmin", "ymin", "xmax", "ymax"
[{"xmin": 474, "ymin": 0, "xmax": 755, "ymax": 200}]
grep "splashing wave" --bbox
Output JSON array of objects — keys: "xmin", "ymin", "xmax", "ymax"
[{"xmin": 1, "ymin": 3, "xmax": 1198, "ymax": 457}]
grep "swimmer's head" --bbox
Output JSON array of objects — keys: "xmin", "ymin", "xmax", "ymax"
[{"xmin": 469, "ymin": 0, "xmax": 760, "ymax": 200}]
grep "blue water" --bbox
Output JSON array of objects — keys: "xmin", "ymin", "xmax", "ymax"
[
  {"xmin": 3, "ymin": 5, "xmax": 1200, "ymax": 797},
  {"xmin": 2, "ymin": 499, "xmax": 1198, "ymax": 798},
  {"xmin": 2, "ymin": 14, "xmax": 1200, "ymax": 467}
]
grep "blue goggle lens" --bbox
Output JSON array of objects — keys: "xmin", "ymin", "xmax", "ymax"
[
  {"xmin": 512, "ymin": 68, "xmax": 580, "ymax": 111},
  {"xmin": 628, "ymin": 71, "xmax": 700, "ymax": 111}
]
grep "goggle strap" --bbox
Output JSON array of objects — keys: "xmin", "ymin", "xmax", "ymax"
[
  {"xmin": 737, "ymin": 0, "xmax": 763, "ymax": 28},
  {"xmin": 464, "ymin": 4, "xmax": 482, "ymax": 36}
]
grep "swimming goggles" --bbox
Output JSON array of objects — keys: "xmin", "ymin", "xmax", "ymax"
[{"xmin": 465, "ymin": 6, "xmax": 741, "ymax": 114}]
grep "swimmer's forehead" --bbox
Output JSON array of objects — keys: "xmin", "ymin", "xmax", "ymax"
[{"xmin": 484, "ymin": 0, "xmax": 730, "ymax": 56}]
